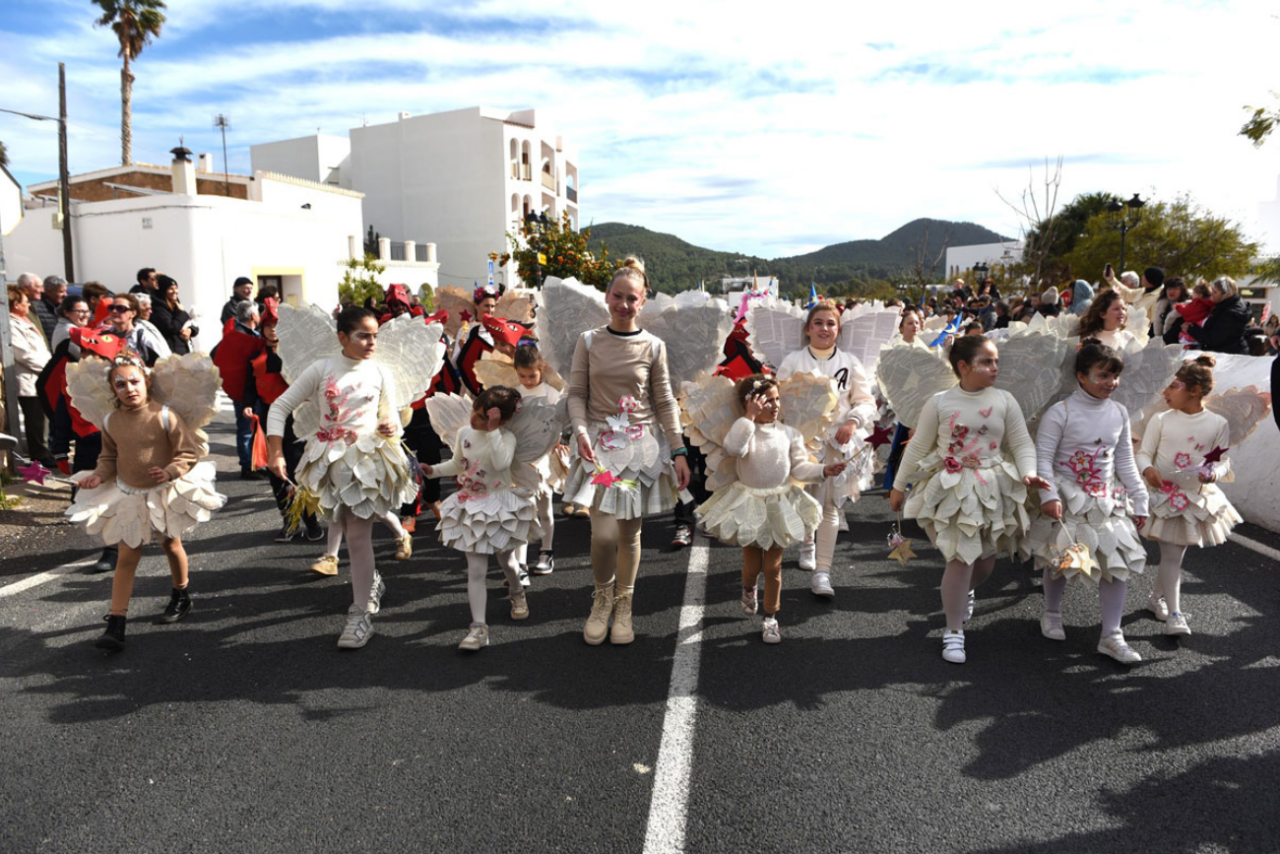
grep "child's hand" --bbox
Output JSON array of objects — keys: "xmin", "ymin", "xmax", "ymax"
[
  {"xmin": 1143, "ymin": 466, "xmax": 1163, "ymax": 489},
  {"xmin": 1199, "ymin": 470, "xmax": 1216, "ymax": 484},
  {"xmin": 888, "ymin": 488, "xmax": 905, "ymax": 512},
  {"xmin": 78, "ymin": 475, "xmax": 102, "ymax": 490},
  {"xmin": 1041, "ymin": 499, "xmax": 1063, "ymax": 521},
  {"xmin": 377, "ymin": 420, "xmax": 397, "ymax": 437},
  {"xmin": 486, "ymin": 407, "xmax": 502, "ymax": 430},
  {"xmin": 823, "ymin": 461, "xmax": 847, "ymax": 478},
  {"xmin": 834, "ymin": 421, "xmax": 857, "ymax": 445},
  {"xmin": 148, "ymin": 466, "xmax": 170, "ymax": 484},
  {"xmin": 1024, "ymin": 474, "xmax": 1051, "ymax": 491},
  {"xmin": 419, "ymin": 462, "xmax": 433, "ymax": 477},
  {"xmin": 268, "ymin": 452, "xmax": 288, "ymax": 482},
  {"xmin": 744, "ymin": 393, "xmax": 765, "ymax": 421},
  {"xmin": 577, "ymin": 432, "xmax": 596, "ymax": 464},
  {"xmin": 1134, "ymin": 515, "xmax": 1147, "ymax": 531}
]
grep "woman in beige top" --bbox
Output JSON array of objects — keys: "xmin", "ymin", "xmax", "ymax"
[
  {"xmin": 563, "ymin": 257, "xmax": 691, "ymax": 646},
  {"xmin": 8, "ymin": 284, "xmax": 53, "ymax": 464}
]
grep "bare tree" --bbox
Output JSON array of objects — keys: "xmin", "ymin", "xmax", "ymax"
[
  {"xmin": 996, "ymin": 156, "xmax": 1064, "ymax": 288},
  {"xmin": 907, "ymin": 221, "xmax": 951, "ymax": 285}
]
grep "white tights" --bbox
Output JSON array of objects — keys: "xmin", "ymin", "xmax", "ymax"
[
  {"xmin": 337, "ymin": 509, "xmax": 376, "ymax": 612},
  {"xmin": 941, "ymin": 555, "xmax": 996, "ymax": 631},
  {"xmin": 465, "ymin": 550, "xmax": 523, "ymax": 624},
  {"xmin": 814, "ymin": 503, "xmax": 841, "ymax": 572},
  {"xmin": 1154, "ymin": 540, "xmax": 1188, "ymax": 614},
  {"xmin": 325, "ymin": 510, "xmax": 405, "ymax": 558},
  {"xmin": 516, "ymin": 493, "xmax": 555, "ymax": 566},
  {"xmin": 1042, "ymin": 570, "xmax": 1128, "ymax": 637}
]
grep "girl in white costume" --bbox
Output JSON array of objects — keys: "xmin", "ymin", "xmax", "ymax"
[
  {"xmin": 266, "ymin": 306, "xmax": 416, "ymax": 650},
  {"xmin": 1138, "ymin": 355, "xmax": 1240, "ymax": 637},
  {"xmin": 889, "ymin": 337, "xmax": 1048, "ymax": 665},
  {"xmin": 422, "ymin": 387, "xmax": 540, "ymax": 651},
  {"xmin": 695, "ymin": 375, "xmax": 846, "ymax": 643},
  {"xmin": 1078, "ymin": 290, "xmax": 1138, "ymax": 352},
  {"xmin": 775, "ymin": 300, "xmax": 877, "ymax": 598},
  {"xmin": 1025, "ymin": 342, "xmax": 1149, "ymax": 664},
  {"xmin": 563, "ymin": 257, "xmax": 692, "ymax": 646},
  {"xmin": 67, "ymin": 350, "xmax": 226, "ymax": 650},
  {"xmin": 512, "ymin": 343, "xmax": 565, "ymax": 577}
]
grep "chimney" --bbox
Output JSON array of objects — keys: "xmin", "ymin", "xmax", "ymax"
[
  {"xmin": 398, "ymin": 111, "xmax": 412, "ymax": 121},
  {"xmin": 171, "ymin": 145, "xmax": 196, "ymax": 196},
  {"xmin": 197, "ymin": 153, "xmax": 212, "ymax": 171}
]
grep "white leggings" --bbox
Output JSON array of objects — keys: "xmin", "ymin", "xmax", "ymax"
[
  {"xmin": 325, "ymin": 510, "xmax": 406, "ymax": 558},
  {"xmin": 1153, "ymin": 540, "xmax": 1189, "ymax": 614},
  {"xmin": 942, "ymin": 555, "xmax": 996, "ymax": 631},
  {"xmin": 336, "ymin": 508, "xmax": 376, "ymax": 612},
  {"xmin": 516, "ymin": 493, "xmax": 555, "ymax": 565},
  {"xmin": 465, "ymin": 550, "xmax": 523, "ymax": 624},
  {"xmin": 1042, "ymin": 569, "xmax": 1128, "ymax": 637}
]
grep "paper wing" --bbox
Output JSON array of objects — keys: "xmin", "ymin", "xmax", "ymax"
[
  {"xmin": 876, "ymin": 346, "xmax": 957, "ymax": 428},
  {"xmin": 497, "ymin": 290, "xmax": 535, "ymax": 326},
  {"xmin": 377, "ymin": 315, "xmax": 446, "ymax": 407},
  {"xmin": 996, "ymin": 331, "xmax": 1072, "ymax": 423},
  {"xmin": 777, "ymin": 371, "xmax": 840, "ymax": 445},
  {"xmin": 64, "ymin": 359, "xmax": 118, "ymax": 432},
  {"xmin": 276, "ymin": 303, "xmax": 339, "ymax": 384},
  {"xmin": 1207, "ymin": 385, "xmax": 1273, "ymax": 446},
  {"xmin": 149, "ymin": 352, "xmax": 222, "ymax": 438},
  {"xmin": 509, "ymin": 394, "xmax": 566, "ymax": 464},
  {"xmin": 744, "ymin": 301, "xmax": 807, "ymax": 369},
  {"xmin": 644, "ymin": 300, "xmax": 736, "ymax": 388},
  {"xmin": 435, "ymin": 287, "xmax": 475, "ymax": 339},
  {"xmin": 1111, "ymin": 340, "xmax": 1184, "ymax": 421},
  {"xmin": 424, "ymin": 394, "xmax": 474, "ymax": 453},
  {"xmin": 679, "ymin": 372, "xmax": 742, "ymax": 489},
  {"xmin": 838, "ymin": 308, "xmax": 901, "ymax": 377},
  {"xmin": 538, "ymin": 277, "xmax": 610, "ymax": 378}
]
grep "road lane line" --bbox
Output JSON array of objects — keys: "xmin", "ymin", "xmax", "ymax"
[
  {"xmin": 0, "ymin": 557, "xmax": 95, "ymax": 599},
  {"xmin": 1228, "ymin": 532, "xmax": 1280, "ymax": 563},
  {"xmin": 642, "ymin": 539, "xmax": 709, "ymax": 854}
]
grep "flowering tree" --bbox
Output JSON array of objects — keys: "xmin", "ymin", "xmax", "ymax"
[{"xmin": 499, "ymin": 211, "xmax": 614, "ymax": 289}]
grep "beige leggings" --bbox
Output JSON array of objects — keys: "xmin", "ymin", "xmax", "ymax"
[
  {"xmin": 110, "ymin": 536, "xmax": 188, "ymax": 616},
  {"xmin": 589, "ymin": 509, "xmax": 643, "ymax": 593}
]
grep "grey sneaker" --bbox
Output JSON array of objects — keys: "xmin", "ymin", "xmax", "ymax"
[
  {"xmin": 963, "ymin": 589, "xmax": 976, "ymax": 623},
  {"xmin": 459, "ymin": 622, "xmax": 489, "ymax": 651},
  {"xmin": 741, "ymin": 584, "xmax": 758, "ymax": 615},
  {"xmin": 366, "ymin": 571, "xmax": 386, "ymax": 614},
  {"xmin": 532, "ymin": 551, "xmax": 555, "ymax": 575},
  {"xmin": 1040, "ymin": 611, "xmax": 1065, "ymax": 641},
  {"xmin": 761, "ymin": 616, "xmax": 781, "ymax": 644},
  {"xmin": 337, "ymin": 606, "xmax": 374, "ymax": 649}
]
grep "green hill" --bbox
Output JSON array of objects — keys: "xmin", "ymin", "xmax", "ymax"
[{"xmin": 585, "ymin": 219, "xmax": 1010, "ymax": 294}]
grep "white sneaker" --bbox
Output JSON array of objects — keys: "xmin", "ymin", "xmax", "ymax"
[
  {"xmin": 942, "ymin": 629, "xmax": 966, "ymax": 664},
  {"xmin": 741, "ymin": 584, "xmax": 758, "ymax": 615},
  {"xmin": 798, "ymin": 541, "xmax": 816, "ymax": 571},
  {"xmin": 337, "ymin": 606, "xmax": 374, "ymax": 649},
  {"xmin": 811, "ymin": 571, "xmax": 834, "ymax": 598},
  {"xmin": 459, "ymin": 622, "xmax": 489, "ymax": 651},
  {"xmin": 1165, "ymin": 612, "xmax": 1191, "ymax": 637},
  {"xmin": 509, "ymin": 592, "xmax": 529, "ymax": 621},
  {"xmin": 963, "ymin": 590, "xmax": 976, "ymax": 623},
  {"xmin": 1098, "ymin": 631, "xmax": 1141, "ymax": 664},
  {"xmin": 1146, "ymin": 593, "xmax": 1169, "ymax": 622},
  {"xmin": 1040, "ymin": 611, "xmax": 1065, "ymax": 641},
  {"xmin": 532, "ymin": 551, "xmax": 555, "ymax": 575},
  {"xmin": 505, "ymin": 566, "xmax": 532, "ymax": 588},
  {"xmin": 366, "ymin": 571, "xmax": 386, "ymax": 614},
  {"xmin": 762, "ymin": 616, "xmax": 781, "ymax": 644}
]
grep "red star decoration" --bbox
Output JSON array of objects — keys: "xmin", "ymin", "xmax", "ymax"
[
  {"xmin": 1202, "ymin": 446, "xmax": 1228, "ymax": 465},
  {"xmin": 591, "ymin": 469, "xmax": 621, "ymax": 488},
  {"xmin": 869, "ymin": 423, "xmax": 895, "ymax": 450},
  {"xmin": 18, "ymin": 460, "xmax": 51, "ymax": 486},
  {"xmin": 460, "ymin": 309, "xmax": 473, "ymax": 324}
]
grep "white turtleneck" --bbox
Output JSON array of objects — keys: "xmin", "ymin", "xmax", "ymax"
[{"xmin": 1035, "ymin": 387, "xmax": 1148, "ymax": 514}]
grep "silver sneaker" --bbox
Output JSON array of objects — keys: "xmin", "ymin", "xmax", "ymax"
[
  {"xmin": 459, "ymin": 622, "xmax": 489, "ymax": 651},
  {"xmin": 532, "ymin": 551, "xmax": 555, "ymax": 575},
  {"xmin": 366, "ymin": 571, "xmax": 386, "ymax": 614},
  {"xmin": 337, "ymin": 606, "xmax": 374, "ymax": 649},
  {"xmin": 963, "ymin": 589, "xmax": 976, "ymax": 623},
  {"xmin": 762, "ymin": 616, "xmax": 781, "ymax": 644},
  {"xmin": 741, "ymin": 584, "xmax": 758, "ymax": 615}
]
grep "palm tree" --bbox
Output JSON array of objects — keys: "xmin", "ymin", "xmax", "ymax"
[
  {"xmin": 0, "ymin": 140, "xmax": 8, "ymax": 169},
  {"xmin": 92, "ymin": 0, "xmax": 167, "ymax": 166}
]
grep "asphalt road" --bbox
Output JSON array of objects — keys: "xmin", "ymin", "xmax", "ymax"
[{"xmin": 3, "ymin": 412, "xmax": 1279, "ymax": 853}]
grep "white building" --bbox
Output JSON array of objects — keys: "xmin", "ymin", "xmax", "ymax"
[
  {"xmin": 0, "ymin": 164, "xmax": 22, "ymax": 239},
  {"xmin": 5, "ymin": 152, "xmax": 366, "ymax": 352},
  {"xmin": 251, "ymin": 106, "xmax": 579, "ymax": 289},
  {"xmin": 944, "ymin": 240, "xmax": 1024, "ymax": 284}
]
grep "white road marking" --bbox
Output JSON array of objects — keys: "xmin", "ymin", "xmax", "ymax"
[
  {"xmin": 642, "ymin": 540, "xmax": 709, "ymax": 854},
  {"xmin": 1227, "ymin": 532, "xmax": 1280, "ymax": 563},
  {"xmin": 0, "ymin": 557, "xmax": 96, "ymax": 599}
]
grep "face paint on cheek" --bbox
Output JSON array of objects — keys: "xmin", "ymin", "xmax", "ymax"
[{"xmin": 1169, "ymin": 379, "xmax": 1186, "ymax": 391}]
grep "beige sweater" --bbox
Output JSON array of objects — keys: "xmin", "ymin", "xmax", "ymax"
[
  {"xmin": 96, "ymin": 399, "xmax": 200, "ymax": 489},
  {"xmin": 567, "ymin": 326, "xmax": 684, "ymax": 449}
]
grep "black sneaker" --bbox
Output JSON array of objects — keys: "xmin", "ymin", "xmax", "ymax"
[
  {"xmin": 94, "ymin": 615, "xmax": 127, "ymax": 650},
  {"xmin": 274, "ymin": 522, "xmax": 298, "ymax": 543},
  {"xmin": 92, "ymin": 547, "xmax": 118, "ymax": 573},
  {"xmin": 672, "ymin": 524, "xmax": 692, "ymax": 548},
  {"xmin": 240, "ymin": 469, "xmax": 264, "ymax": 481},
  {"xmin": 158, "ymin": 588, "xmax": 192, "ymax": 624},
  {"xmin": 304, "ymin": 516, "xmax": 325, "ymax": 541}
]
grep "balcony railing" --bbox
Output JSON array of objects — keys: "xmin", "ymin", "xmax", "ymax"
[
  {"xmin": 415, "ymin": 243, "xmax": 432, "ymax": 262},
  {"xmin": 511, "ymin": 162, "xmax": 519, "ymax": 179},
  {"xmin": 541, "ymin": 170, "xmax": 557, "ymax": 191},
  {"xmin": 521, "ymin": 163, "xmax": 532, "ymax": 181},
  {"xmin": 389, "ymin": 241, "xmax": 406, "ymax": 261},
  {"xmin": 566, "ymin": 186, "xmax": 577, "ymax": 203}
]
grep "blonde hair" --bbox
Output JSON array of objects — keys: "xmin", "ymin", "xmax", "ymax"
[
  {"xmin": 1210, "ymin": 276, "xmax": 1238, "ymax": 298},
  {"xmin": 609, "ymin": 255, "xmax": 648, "ymax": 294},
  {"xmin": 802, "ymin": 299, "xmax": 842, "ymax": 346}
]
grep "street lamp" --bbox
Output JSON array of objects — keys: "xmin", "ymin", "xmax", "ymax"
[
  {"xmin": 973, "ymin": 262, "xmax": 989, "ymax": 284},
  {"xmin": 1106, "ymin": 193, "xmax": 1145, "ymax": 271},
  {"xmin": 523, "ymin": 210, "xmax": 551, "ymax": 289}
]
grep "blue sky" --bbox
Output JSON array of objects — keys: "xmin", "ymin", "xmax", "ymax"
[{"xmin": 3, "ymin": 0, "xmax": 1279, "ymax": 256}]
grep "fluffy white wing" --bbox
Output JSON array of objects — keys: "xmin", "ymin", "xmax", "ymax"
[
  {"xmin": 876, "ymin": 346, "xmax": 957, "ymax": 428},
  {"xmin": 643, "ymin": 300, "xmax": 736, "ymax": 389},
  {"xmin": 276, "ymin": 303, "xmax": 339, "ymax": 384},
  {"xmin": 509, "ymin": 395, "xmax": 566, "ymax": 464},
  {"xmin": 537, "ymin": 277, "xmax": 610, "ymax": 378},
  {"xmin": 474, "ymin": 351, "xmax": 519, "ymax": 390},
  {"xmin": 838, "ymin": 308, "xmax": 901, "ymax": 377},
  {"xmin": 376, "ymin": 316, "xmax": 446, "ymax": 407},
  {"xmin": 1111, "ymin": 340, "xmax": 1184, "ymax": 421},
  {"xmin": 1208, "ymin": 385, "xmax": 1273, "ymax": 446},
  {"xmin": 777, "ymin": 371, "xmax": 840, "ymax": 445},
  {"xmin": 679, "ymin": 373, "xmax": 742, "ymax": 486},
  {"xmin": 64, "ymin": 359, "xmax": 118, "ymax": 432},
  {"xmin": 435, "ymin": 287, "xmax": 475, "ymax": 339},
  {"xmin": 744, "ymin": 301, "xmax": 807, "ymax": 369},
  {"xmin": 150, "ymin": 353, "xmax": 222, "ymax": 436},
  {"xmin": 424, "ymin": 394, "xmax": 474, "ymax": 453},
  {"xmin": 996, "ymin": 331, "xmax": 1073, "ymax": 424}
]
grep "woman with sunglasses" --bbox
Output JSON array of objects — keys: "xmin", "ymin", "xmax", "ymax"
[{"xmin": 105, "ymin": 294, "xmax": 170, "ymax": 366}]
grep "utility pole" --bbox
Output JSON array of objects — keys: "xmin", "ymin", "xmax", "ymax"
[
  {"xmin": 59, "ymin": 62, "xmax": 74, "ymax": 282},
  {"xmin": 213, "ymin": 114, "xmax": 231, "ymax": 196}
]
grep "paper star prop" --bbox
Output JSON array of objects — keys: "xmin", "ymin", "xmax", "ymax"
[
  {"xmin": 591, "ymin": 465, "xmax": 636, "ymax": 491},
  {"xmin": 1051, "ymin": 543, "xmax": 1098, "ymax": 581},
  {"xmin": 460, "ymin": 309, "xmax": 473, "ymax": 324},
  {"xmin": 18, "ymin": 460, "xmax": 51, "ymax": 486},
  {"xmin": 869, "ymin": 423, "xmax": 895, "ymax": 450},
  {"xmin": 887, "ymin": 527, "xmax": 916, "ymax": 567},
  {"xmin": 1202, "ymin": 446, "xmax": 1228, "ymax": 465}
]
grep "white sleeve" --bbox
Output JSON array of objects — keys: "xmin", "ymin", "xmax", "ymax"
[
  {"xmin": 1035, "ymin": 403, "xmax": 1066, "ymax": 504},
  {"xmin": 893, "ymin": 393, "xmax": 940, "ymax": 491},
  {"xmin": 267, "ymin": 360, "xmax": 326, "ymax": 437}
]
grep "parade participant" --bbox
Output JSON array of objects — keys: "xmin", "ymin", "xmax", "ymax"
[
  {"xmin": 1138, "ymin": 356, "xmax": 1240, "ymax": 637},
  {"xmin": 400, "ymin": 308, "xmax": 459, "ymax": 530},
  {"xmin": 1078, "ymin": 290, "xmax": 1138, "ymax": 352},
  {"xmin": 212, "ymin": 301, "xmax": 266, "ymax": 480},
  {"xmin": 266, "ymin": 305, "xmax": 417, "ymax": 649},
  {"xmin": 104, "ymin": 294, "xmax": 171, "ymax": 365},
  {"xmin": 775, "ymin": 300, "xmax": 876, "ymax": 597},
  {"xmin": 563, "ymin": 257, "xmax": 692, "ymax": 646},
  {"xmin": 882, "ymin": 307, "xmax": 930, "ymax": 491},
  {"xmin": 696, "ymin": 375, "xmax": 846, "ymax": 643},
  {"xmin": 65, "ymin": 350, "xmax": 226, "ymax": 650},
  {"xmin": 511, "ymin": 342, "xmax": 564, "ymax": 577},
  {"xmin": 421, "ymin": 387, "xmax": 541, "ymax": 650},
  {"xmin": 1024, "ymin": 342, "xmax": 1149, "ymax": 663},
  {"xmin": 455, "ymin": 284, "xmax": 503, "ymax": 396},
  {"xmin": 889, "ymin": 336, "xmax": 1048, "ymax": 665}
]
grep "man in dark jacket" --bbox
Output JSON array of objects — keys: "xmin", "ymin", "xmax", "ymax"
[
  {"xmin": 220, "ymin": 276, "xmax": 254, "ymax": 324},
  {"xmin": 1186, "ymin": 276, "xmax": 1252, "ymax": 355},
  {"xmin": 129, "ymin": 267, "xmax": 158, "ymax": 296}
]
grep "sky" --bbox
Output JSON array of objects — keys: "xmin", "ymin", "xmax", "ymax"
[{"xmin": 2, "ymin": 0, "xmax": 1279, "ymax": 258}]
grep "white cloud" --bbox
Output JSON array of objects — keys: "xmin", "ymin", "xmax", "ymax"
[{"xmin": 3, "ymin": 0, "xmax": 1278, "ymax": 261}]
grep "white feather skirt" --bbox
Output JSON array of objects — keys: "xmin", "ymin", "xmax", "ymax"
[
  {"xmin": 563, "ymin": 421, "xmax": 679, "ymax": 520},
  {"xmin": 67, "ymin": 462, "xmax": 226, "ymax": 549},
  {"xmin": 696, "ymin": 481, "xmax": 822, "ymax": 550},
  {"xmin": 437, "ymin": 487, "xmax": 541, "ymax": 554},
  {"xmin": 1144, "ymin": 481, "xmax": 1241, "ymax": 547},
  {"xmin": 532, "ymin": 446, "xmax": 569, "ymax": 499},
  {"xmin": 902, "ymin": 450, "xmax": 1031, "ymax": 565},
  {"xmin": 1022, "ymin": 479, "xmax": 1146, "ymax": 583},
  {"xmin": 810, "ymin": 430, "xmax": 875, "ymax": 508},
  {"xmin": 297, "ymin": 433, "xmax": 417, "ymax": 521}
]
